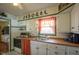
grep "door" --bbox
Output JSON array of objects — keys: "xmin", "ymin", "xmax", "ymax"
[
  {"xmin": 38, "ymin": 42, "xmax": 47, "ymax": 55},
  {"xmin": 67, "ymin": 47, "xmax": 79, "ymax": 55},
  {"xmin": 47, "ymin": 44, "xmax": 66, "ymax": 55},
  {"xmin": 30, "ymin": 41, "xmax": 39, "ymax": 55},
  {"xmin": 47, "ymin": 44, "xmax": 57, "ymax": 55},
  {"xmin": 71, "ymin": 5, "xmax": 76, "ymax": 32},
  {"xmin": 30, "ymin": 41, "xmax": 47, "ymax": 55},
  {"xmin": 71, "ymin": 4, "xmax": 79, "ymax": 32}
]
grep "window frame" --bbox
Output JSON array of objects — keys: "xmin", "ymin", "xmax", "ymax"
[{"xmin": 38, "ymin": 16, "xmax": 56, "ymax": 36}]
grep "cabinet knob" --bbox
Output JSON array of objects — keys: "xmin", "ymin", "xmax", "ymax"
[
  {"xmin": 46, "ymin": 48, "xmax": 48, "ymax": 55},
  {"xmin": 72, "ymin": 27, "xmax": 74, "ymax": 29},
  {"xmin": 36, "ymin": 47, "xmax": 39, "ymax": 49},
  {"xmin": 65, "ymin": 51, "xmax": 67, "ymax": 55},
  {"xmin": 55, "ymin": 46, "xmax": 57, "ymax": 48},
  {"xmin": 55, "ymin": 52, "xmax": 58, "ymax": 55},
  {"xmin": 75, "ymin": 50, "xmax": 78, "ymax": 53}
]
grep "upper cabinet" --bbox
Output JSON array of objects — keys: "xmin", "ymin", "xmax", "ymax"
[
  {"xmin": 71, "ymin": 4, "xmax": 79, "ymax": 33},
  {"xmin": 18, "ymin": 21, "xmax": 26, "ymax": 26},
  {"xmin": 11, "ymin": 19, "xmax": 19, "ymax": 26}
]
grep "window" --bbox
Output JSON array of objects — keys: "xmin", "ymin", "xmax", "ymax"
[{"xmin": 38, "ymin": 16, "xmax": 56, "ymax": 35}]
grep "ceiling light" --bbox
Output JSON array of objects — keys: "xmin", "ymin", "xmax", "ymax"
[
  {"xmin": 13, "ymin": 3, "xmax": 19, "ymax": 6},
  {"xmin": 13, "ymin": 3, "xmax": 23, "ymax": 9}
]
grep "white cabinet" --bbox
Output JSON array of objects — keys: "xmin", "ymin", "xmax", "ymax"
[
  {"xmin": 31, "ymin": 41, "xmax": 66, "ymax": 55},
  {"xmin": 30, "ymin": 41, "xmax": 39, "ymax": 55},
  {"xmin": 11, "ymin": 19, "xmax": 19, "ymax": 26},
  {"xmin": 30, "ymin": 40, "xmax": 79, "ymax": 55},
  {"xmin": 38, "ymin": 42, "xmax": 47, "ymax": 55},
  {"xmin": 47, "ymin": 44, "xmax": 66, "ymax": 55},
  {"xmin": 47, "ymin": 44, "xmax": 57, "ymax": 55},
  {"xmin": 30, "ymin": 41, "xmax": 47, "ymax": 55},
  {"xmin": 67, "ymin": 47, "xmax": 79, "ymax": 55},
  {"xmin": 18, "ymin": 21, "xmax": 26, "ymax": 26},
  {"xmin": 71, "ymin": 4, "xmax": 79, "ymax": 32}
]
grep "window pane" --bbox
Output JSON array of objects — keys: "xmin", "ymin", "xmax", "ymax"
[
  {"xmin": 40, "ymin": 27, "xmax": 55, "ymax": 34},
  {"xmin": 41, "ymin": 20, "xmax": 55, "ymax": 27}
]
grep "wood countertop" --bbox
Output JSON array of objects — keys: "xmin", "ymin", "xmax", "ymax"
[
  {"xmin": 15, "ymin": 37, "xmax": 79, "ymax": 47},
  {"xmin": 29, "ymin": 38, "xmax": 79, "ymax": 47}
]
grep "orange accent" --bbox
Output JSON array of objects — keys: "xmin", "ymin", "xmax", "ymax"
[
  {"xmin": 38, "ymin": 19, "xmax": 41, "ymax": 32},
  {"xmin": 21, "ymin": 38, "xmax": 30, "ymax": 55}
]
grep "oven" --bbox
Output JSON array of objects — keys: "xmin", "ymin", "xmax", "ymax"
[{"xmin": 14, "ymin": 38, "xmax": 21, "ymax": 48}]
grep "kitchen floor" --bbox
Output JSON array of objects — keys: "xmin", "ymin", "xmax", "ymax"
[{"xmin": 2, "ymin": 51, "xmax": 22, "ymax": 55}]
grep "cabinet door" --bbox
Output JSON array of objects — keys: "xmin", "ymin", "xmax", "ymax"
[
  {"xmin": 47, "ymin": 44, "xmax": 57, "ymax": 55},
  {"xmin": 30, "ymin": 41, "xmax": 47, "ymax": 55},
  {"xmin": 47, "ymin": 44, "xmax": 66, "ymax": 55},
  {"xmin": 71, "ymin": 5, "xmax": 76, "ymax": 32},
  {"xmin": 30, "ymin": 41, "xmax": 39, "ymax": 55},
  {"xmin": 71, "ymin": 4, "xmax": 79, "ymax": 32},
  {"xmin": 55, "ymin": 45, "xmax": 66, "ymax": 55},
  {"xmin": 38, "ymin": 42, "xmax": 47, "ymax": 55},
  {"xmin": 67, "ymin": 47, "xmax": 79, "ymax": 55}
]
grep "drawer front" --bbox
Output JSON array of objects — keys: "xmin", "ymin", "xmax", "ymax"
[
  {"xmin": 56, "ymin": 45, "xmax": 66, "ymax": 50},
  {"xmin": 55, "ymin": 49, "xmax": 66, "ymax": 55},
  {"xmin": 47, "ymin": 44, "xmax": 66, "ymax": 55},
  {"xmin": 48, "ymin": 44, "xmax": 57, "ymax": 49},
  {"xmin": 68, "ymin": 47, "xmax": 79, "ymax": 55}
]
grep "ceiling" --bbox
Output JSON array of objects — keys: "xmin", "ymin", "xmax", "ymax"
[{"xmin": 0, "ymin": 3, "xmax": 58, "ymax": 16}]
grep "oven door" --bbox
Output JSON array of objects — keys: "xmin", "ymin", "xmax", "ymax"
[{"xmin": 14, "ymin": 38, "xmax": 21, "ymax": 48}]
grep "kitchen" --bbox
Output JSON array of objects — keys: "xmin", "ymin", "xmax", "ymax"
[{"xmin": 0, "ymin": 3, "xmax": 79, "ymax": 55}]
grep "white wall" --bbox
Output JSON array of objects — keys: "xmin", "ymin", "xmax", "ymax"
[
  {"xmin": 26, "ymin": 19, "xmax": 38, "ymax": 35},
  {"xmin": 25, "ymin": 11, "xmax": 71, "ymax": 38},
  {"xmin": 17, "ymin": 5, "xmax": 58, "ymax": 21}
]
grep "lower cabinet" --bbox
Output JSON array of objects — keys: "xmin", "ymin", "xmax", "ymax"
[
  {"xmin": 30, "ymin": 41, "xmax": 79, "ymax": 55},
  {"xmin": 30, "ymin": 41, "xmax": 47, "ymax": 55},
  {"xmin": 30, "ymin": 41, "xmax": 39, "ymax": 55},
  {"xmin": 30, "ymin": 41, "xmax": 66, "ymax": 55},
  {"xmin": 47, "ymin": 44, "xmax": 66, "ymax": 55},
  {"xmin": 67, "ymin": 47, "xmax": 79, "ymax": 55}
]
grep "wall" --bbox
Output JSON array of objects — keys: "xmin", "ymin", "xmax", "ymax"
[
  {"xmin": 25, "ymin": 9, "xmax": 71, "ymax": 38},
  {"xmin": 25, "ymin": 12, "xmax": 71, "ymax": 38},
  {"xmin": 17, "ymin": 5, "xmax": 58, "ymax": 21},
  {"xmin": 26, "ymin": 19, "xmax": 38, "ymax": 35},
  {"xmin": 16, "ymin": 5, "xmax": 71, "ymax": 38}
]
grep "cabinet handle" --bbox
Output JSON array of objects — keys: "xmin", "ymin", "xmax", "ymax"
[
  {"xmin": 72, "ymin": 27, "xmax": 74, "ymax": 29},
  {"xmin": 55, "ymin": 46, "xmax": 57, "ymax": 48},
  {"xmin": 75, "ymin": 50, "xmax": 78, "ymax": 53},
  {"xmin": 36, "ymin": 47, "xmax": 39, "ymax": 49},
  {"xmin": 46, "ymin": 48, "xmax": 48, "ymax": 55},
  {"xmin": 65, "ymin": 51, "xmax": 67, "ymax": 55},
  {"xmin": 55, "ymin": 52, "xmax": 58, "ymax": 55}
]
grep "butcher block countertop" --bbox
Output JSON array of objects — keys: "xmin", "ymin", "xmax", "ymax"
[
  {"xmin": 29, "ymin": 38, "xmax": 79, "ymax": 47},
  {"xmin": 15, "ymin": 37, "xmax": 79, "ymax": 47}
]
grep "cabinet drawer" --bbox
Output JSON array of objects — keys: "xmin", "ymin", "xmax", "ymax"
[
  {"xmin": 48, "ymin": 44, "xmax": 57, "ymax": 49},
  {"xmin": 56, "ymin": 45, "xmax": 66, "ymax": 50},
  {"xmin": 67, "ymin": 47, "xmax": 79, "ymax": 55},
  {"xmin": 55, "ymin": 49, "xmax": 66, "ymax": 55}
]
